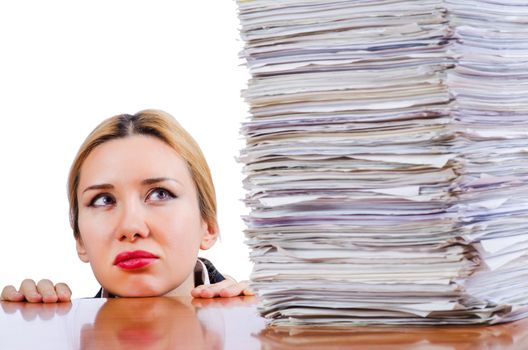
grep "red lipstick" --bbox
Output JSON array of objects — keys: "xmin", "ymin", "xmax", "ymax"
[{"xmin": 113, "ymin": 250, "xmax": 158, "ymax": 270}]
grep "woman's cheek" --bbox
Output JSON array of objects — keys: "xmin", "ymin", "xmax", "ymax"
[{"xmin": 79, "ymin": 212, "xmax": 112, "ymax": 244}]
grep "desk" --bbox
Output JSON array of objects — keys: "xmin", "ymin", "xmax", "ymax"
[{"xmin": 1, "ymin": 297, "xmax": 527, "ymax": 349}]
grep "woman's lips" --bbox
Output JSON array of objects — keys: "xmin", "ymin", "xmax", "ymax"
[{"xmin": 113, "ymin": 250, "xmax": 159, "ymax": 270}]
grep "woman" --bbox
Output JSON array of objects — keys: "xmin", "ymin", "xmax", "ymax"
[{"xmin": 1, "ymin": 110, "xmax": 252, "ymax": 302}]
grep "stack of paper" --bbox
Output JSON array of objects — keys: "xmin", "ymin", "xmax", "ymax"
[
  {"xmin": 446, "ymin": 0, "xmax": 528, "ymax": 323},
  {"xmin": 237, "ymin": 0, "xmax": 528, "ymax": 326}
]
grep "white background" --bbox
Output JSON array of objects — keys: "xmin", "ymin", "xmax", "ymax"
[{"xmin": 0, "ymin": 0, "xmax": 251, "ymax": 298}]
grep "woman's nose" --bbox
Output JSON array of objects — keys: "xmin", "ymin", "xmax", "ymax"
[{"xmin": 115, "ymin": 200, "xmax": 150, "ymax": 242}]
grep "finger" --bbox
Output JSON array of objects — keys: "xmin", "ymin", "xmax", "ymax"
[
  {"xmin": 191, "ymin": 284, "xmax": 207, "ymax": 298},
  {"xmin": 242, "ymin": 288, "xmax": 255, "ymax": 296},
  {"xmin": 193, "ymin": 286, "xmax": 218, "ymax": 299},
  {"xmin": 206, "ymin": 280, "xmax": 238, "ymax": 298},
  {"xmin": 19, "ymin": 279, "xmax": 42, "ymax": 303},
  {"xmin": 192, "ymin": 280, "xmax": 235, "ymax": 298},
  {"xmin": 239, "ymin": 281, "xmax": 255, "ymax": 296},
  {"xmin": 219, "ymin": 281, "xmax": 255, "ymax": 298},
  {"xmin": 36, "ymin": 279, "xmax": 58, "ymax": 303},
  {"xmin": 1, "ymin": 285, "xmax": 25, "ymax": 302},
  {"xmin": 55, "ymin": 283, "xmax": 72, "ymax": 302},
  {"xmin": 191, "ymin": 281, "xmax": 228, "ymax": 298},
  {"xmin": 219, "ymin": 284, "xmax": 246, "ymax": 298},
  {"xmin": 190, "ymin": 284, "xmax": 207, "ymax": 298}
]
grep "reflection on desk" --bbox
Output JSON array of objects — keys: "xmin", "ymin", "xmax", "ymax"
[
  {"xmin": 259, "ymin": 320, "xmax": 528, "ymax": 350},
  {"xmin": 1, "ymin": 296, "xmax": 528, "ymax": 349},
  {"xmin": 0, "ymin": 296, "xmax": 263, "ymax": 350}
]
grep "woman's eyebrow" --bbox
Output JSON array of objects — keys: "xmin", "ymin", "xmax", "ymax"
[
  {"xmin": 82, "ymin": 184, "xmax": 114, "ymax": 194},
  {"xmin": 141, "ymin": 177, "xmax": 181, "ymax": 186}
]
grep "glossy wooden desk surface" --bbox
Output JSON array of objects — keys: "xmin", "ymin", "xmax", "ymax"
[{"xmin": 1, "ymin": 296, "xmax": 527, "ymax": 349}]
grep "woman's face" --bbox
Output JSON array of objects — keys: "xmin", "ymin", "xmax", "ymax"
[{"xmin": 75, "ymin": 135, "xmax": 217, "ymax": 297}]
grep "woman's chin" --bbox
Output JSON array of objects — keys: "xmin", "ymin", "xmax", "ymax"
[
  {"xmin": 109, "ymin": 285, "xmax": 165, "ymax": 298},
  {"xmin": 99, "ymin": 273, "xmax": 192, "ymax": 297}
]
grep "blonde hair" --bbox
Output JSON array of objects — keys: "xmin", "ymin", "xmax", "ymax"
[{"xmin": 68, "ymin": 109, "xmax": 218, "ymax": 238}]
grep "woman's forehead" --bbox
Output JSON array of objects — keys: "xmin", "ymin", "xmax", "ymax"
[{"xmin": 78, "ymin": 135, "xmax": 193, "ymax": 188}]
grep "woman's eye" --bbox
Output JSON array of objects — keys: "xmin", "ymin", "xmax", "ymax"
[
  {"xmin": 148, "ymin": 188, "xmax": 175, "ymax": 202},
  {"xmin": 90, "ymin": 194, "xmax": 115, "ymax": 207}
]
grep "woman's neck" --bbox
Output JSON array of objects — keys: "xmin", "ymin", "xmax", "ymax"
[{"xmin": 163, "ymin": 270, "xmax": 195, "ymax": 297}]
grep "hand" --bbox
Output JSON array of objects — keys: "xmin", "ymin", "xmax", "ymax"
[
  {"xmin": 1, "ymin": 279, "xmax": 72, "ymax": 303},
  {"xmin": 191, "ymin": 278, "xmax": 254, "ymax": 299}
]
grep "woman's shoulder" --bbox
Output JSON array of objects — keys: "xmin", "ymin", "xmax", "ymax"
[{"xmin": 197, "ymin": 257, "xmax": 225, "ymax": 284}]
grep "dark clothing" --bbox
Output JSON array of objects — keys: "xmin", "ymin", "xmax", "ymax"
[
  {"xmin": 94, "ymin": 257, "xmax": 225, "ymax": 298},
  {"xmin": 194, "ymin": 257, "xmax": 226, "ymax": 285}
]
